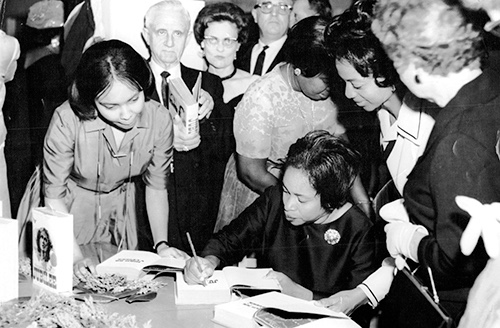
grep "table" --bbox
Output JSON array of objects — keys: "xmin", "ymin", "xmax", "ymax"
[
  {"xmin": 19, "ymin": 276, "xmax": 224, "ymax": 328},
  {"xmin": 104, "ymin": 276, "xmax": 221, "ymax": 328}
]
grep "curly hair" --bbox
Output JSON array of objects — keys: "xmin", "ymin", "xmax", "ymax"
[
  {"xmin": 371, "ymin": 0, "xmax": 484, "ymax": 75},
  {"xmin": 193, "ymin": 2, "xmax": 249, "ymax": 45},
  {"xmin": 325, "ymin": 0, "xmax": 401, "ymax": 89},
  {"xmin": 283, "ymin": 130, "xmax": 361, "ymax": 211},
  {"xmin": 285, "ymin": 16, "xmax": 333, "ymax": 78}
]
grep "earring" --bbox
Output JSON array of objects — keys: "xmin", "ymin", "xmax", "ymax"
[
  {"xmin": 415, "ymin": 75, "xmax": 421, "ymax": 84},
  {"xmin": 294, "ymin": 68, "xmax": 301, "ymax": 76}
]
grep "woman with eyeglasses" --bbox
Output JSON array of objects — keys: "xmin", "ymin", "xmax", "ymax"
[{"xmin": 194, "ymin": 2, "xmax": 259, "ymax": 121}]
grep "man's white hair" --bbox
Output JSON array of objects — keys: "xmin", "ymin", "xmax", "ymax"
[{"xmin": 144, "ymin": 0, "xmax": 191, "ymax": 29}]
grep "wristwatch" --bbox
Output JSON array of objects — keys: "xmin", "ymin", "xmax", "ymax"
[{"xmin": 154, "ymin": 240, "xmax": 170, "ymax": 252}]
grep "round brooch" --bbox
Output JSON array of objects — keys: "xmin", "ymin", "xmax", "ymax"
[{"xmin": 324, "ymin": 229, "xmax": 341, "ymax": 245}]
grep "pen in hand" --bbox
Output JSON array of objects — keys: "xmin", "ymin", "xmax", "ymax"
[{"xmin": 186, "ymin": 232, "xmax": 207, "ymax": 286}]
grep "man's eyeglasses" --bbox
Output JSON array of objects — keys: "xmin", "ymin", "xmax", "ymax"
[
  {"xmin": 254, "ymin": 2, "xmax": 292, "ymax": 15},
  {"xmin": 204, "ymin": 36, "xmax": 238, "ymax": 48}
]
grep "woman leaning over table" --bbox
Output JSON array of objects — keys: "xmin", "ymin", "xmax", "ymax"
[
  {"xmin": 214, "ymin": 16, "xmax": 372, "ymax": 232},
  {"xmin": 370, "ymin": 0, "xmax": 500, "ymax": 324},
  {"xmin": 43, "ymin": 40, "xmax": 188, "ymax": 280}
]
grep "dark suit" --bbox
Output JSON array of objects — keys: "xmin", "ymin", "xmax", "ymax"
[
  {"xmin": 150, "ymin": 64, "xmax": 234, "ymax": 253},
  {"xmin": 235, "ymin": 40, "xmax": 288, "ymax": 75}
]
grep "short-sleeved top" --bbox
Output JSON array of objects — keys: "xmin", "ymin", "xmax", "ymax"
[
  {"xmin": 43, "ymin": 100, "xmax": 173, "ymax": 199},
  {"xmin": 202, "ymin": 185, "xmax": 376, "ymax": 298},
  {"xmin": 234, "ymin": 64, "xmax": 345, "ymax": 165}
]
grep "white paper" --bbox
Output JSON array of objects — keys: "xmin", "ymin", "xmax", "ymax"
[{"xmin": 0, "ymin": 218, "xmax": 18, "ymax": 302}]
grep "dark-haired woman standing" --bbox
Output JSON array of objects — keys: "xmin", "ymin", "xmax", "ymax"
[{"xmin": 43, "ymin": 39, "xmax": 187, "ymax": 279}]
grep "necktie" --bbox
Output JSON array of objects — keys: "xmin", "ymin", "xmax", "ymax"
[
  {"xmin": 253, "ymin": 45, "xmax": 269, "ymax": 76},
  {"xmin": 161, "ymin": 71, "xmax": 170, "ymax": 108}
]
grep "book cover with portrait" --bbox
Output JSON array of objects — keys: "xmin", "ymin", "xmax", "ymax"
[{"xmin": 32, "ymin": 207, "xmax": 73, "ymax": 293}]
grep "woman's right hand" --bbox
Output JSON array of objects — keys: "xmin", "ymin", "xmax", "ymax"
[
  {"xmin": 315, "ymin": 287, "xmax": 368, "ymax": 315},
  {"xmin": 183, "ymin": 255, "xmax": 218, "ymax": 285},
  {"xmin": 73, "ymin": 256, "xmax": 97, "ymax": 282}
]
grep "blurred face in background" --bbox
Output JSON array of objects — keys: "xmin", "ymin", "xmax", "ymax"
[
  {"xmin": 253, "ymin": 0, "xmax": 293, "ymax": 42},
  {"xmin": 201, "ymin": 21, "xmax": 240, "ymax": 70},
  {"xmin": 290, "ymin": 0, "xmax": 317, "ymax": 27},
  {"xmin": 335, "ymin": 59, "xmax": 394, "ymax": 112}
]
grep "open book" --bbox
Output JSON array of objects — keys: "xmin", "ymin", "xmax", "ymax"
[
  {"xmin": 175, "ymin": 267, "xmax": 281, "ymax": 305},
  {"xmin": 213, "ymin": 292, "xmax": 359, "ymax": 328},
  {"xmin": 96, "ymin": 250, "xmax": 186, "ymax": 280},
  {"xmin": 213, "ymin": 291, "xmax": 360, "ymax": 328}
]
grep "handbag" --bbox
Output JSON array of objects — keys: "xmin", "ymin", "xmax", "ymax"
[{"xmin": 378, "ymin": 266, "xmax": 453, "ymax": 328}]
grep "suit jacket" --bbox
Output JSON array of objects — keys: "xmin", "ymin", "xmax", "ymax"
[
  {"xmin": 149, "ymin": 64, "xmax": 234, "ymax": 253},
  {"xmin": 235, "ymin": 40, "xmax": 288, "ymax": 75}
]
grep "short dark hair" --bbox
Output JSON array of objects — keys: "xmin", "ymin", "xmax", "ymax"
[
  {"xmin": 308, "ymin": 0, "xmax": 332, "ymax": 18},
  {"xmin": 284, "ymin": 130, "xmax": 361, "ymax": 211},
  {"xmin": 284, "ymin": 16, "xmax": 333, "ymax": 78},
  {"xmin": 68, "ymin": 39, "xmax": 154, "ymax": 121},
  {"xmin": 325, "ymin": 0, "xmax": 401, "ymax": 89},
  {"xmin": 193, "ymin": 2, "xmax": 249, "ymax": 45}
]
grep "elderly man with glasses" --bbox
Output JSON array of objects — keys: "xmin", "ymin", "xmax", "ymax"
[{"xmin": 236, "ymin": 0, "xmax": 293, "ymax": 76}]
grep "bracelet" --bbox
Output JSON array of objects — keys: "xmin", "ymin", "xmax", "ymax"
[
  {"xmin": 356, "ymin": 200, "xmax": 372, "ymax": 205},
  {"xmin": 154, "ymin": 240, "xmax": 170, "ymax": 252}
]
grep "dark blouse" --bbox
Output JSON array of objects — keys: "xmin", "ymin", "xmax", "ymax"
[{"xmin": 202, "ymin": 185, "xmax": 377, "ymax": 299}]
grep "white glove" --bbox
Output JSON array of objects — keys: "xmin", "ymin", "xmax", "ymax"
[
  {"xmin": 385, "ymin": 221, "xmax": 428, "ymax": 262},
  {"xmin": 456, "ymin": 195, "xmax": 500, "ymax": 258},
  {"xmin": 380, "ymin": 198, "xmax": 410, "ymax": 223}
]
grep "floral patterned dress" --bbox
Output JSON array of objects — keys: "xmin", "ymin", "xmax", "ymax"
[{"xmin": 215, "ymin": 64, "xmax": 345, "ymax": 232}]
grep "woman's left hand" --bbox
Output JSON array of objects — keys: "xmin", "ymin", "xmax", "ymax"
[
  {"xmin": 157, "ymin": 245, "xmax": 190, "ymax": 260},
  {"xmin": 315, "ymin": 287, "xmax": 367, "ymax": 315},
  {"xmin": 266, "ymin": 270, "xmax": 313, "ymax": 300},
  {"xmin": 198, "ymin": 89, "xmax": 214, "ymax": 120}
]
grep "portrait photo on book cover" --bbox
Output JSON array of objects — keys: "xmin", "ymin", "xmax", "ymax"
[{"xmin": 35, "ymin": 227, "xmax": 58, "ymax": 272}]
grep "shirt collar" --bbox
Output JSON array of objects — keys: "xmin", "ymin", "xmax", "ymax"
[{"xmin": 257, "ymin": 35, "xmax": 287, "ymax": 52}]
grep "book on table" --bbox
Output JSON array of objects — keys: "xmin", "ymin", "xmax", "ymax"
[
  {"xmin": 0, "ymin": 218, "xmax": 18, "ymax": 302},
  {"xmin": 174, "ymin": 267, "xmax": 282, "ymax": 305},
  {"xmin": 168, "ymin": 73, "xmax": 201, "ymax": 136},
  {"xmin": 213, "ymin": 291, "xmax": 361, "ymax": 328},
  {"xmin": 31, "ymin": 207, "xmax": 73, "ymax": 294},
  {"xmin": 96, "ymin": 250, "xmax": 186, "ymax": 280}
]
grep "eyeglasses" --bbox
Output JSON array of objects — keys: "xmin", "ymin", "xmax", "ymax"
[
  {"xmin": 204, "ymin": 36, "xmax": 238, "ymax": 48},
  {"xmin": 254, "ymin": 2, "xmax": 292, "ymax": 15}
]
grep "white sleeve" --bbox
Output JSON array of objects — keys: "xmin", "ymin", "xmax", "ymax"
[{"xmin": 357, "ymin": 257, "xmax": 396, "ymax": 308}]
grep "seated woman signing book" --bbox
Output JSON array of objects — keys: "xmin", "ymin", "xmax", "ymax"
[{"xmin": 184, "ymin": 130, "xmax": 377, "ymax": 305}]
